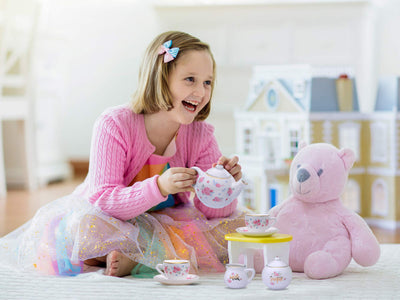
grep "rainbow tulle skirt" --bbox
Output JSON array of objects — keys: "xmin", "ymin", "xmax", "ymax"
[{"xmin": 0, "ymin": 195, "xmax": 244, "ymax": 276}]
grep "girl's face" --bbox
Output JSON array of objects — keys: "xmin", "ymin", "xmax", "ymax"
[{"xmin": 167, "ymin": 50, "xmax": 213, "ymax": 125}]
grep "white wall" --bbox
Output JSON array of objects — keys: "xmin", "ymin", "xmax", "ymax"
[
  {"xmin": 376, "ymin": 0, "xmax": 400, "ymax": 75},
  {"xmin": 39, "ymin": 0, "xmax": 158, "ymax": 159},
  {"xmin": 9, "ymin": 0, "xmax": 400, "ymax": 168}
]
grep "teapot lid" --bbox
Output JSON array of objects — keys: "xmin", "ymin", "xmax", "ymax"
[
  {"xmin": 206, "ymin": 164, "xmax": 231, "ymax": 179},
  {"xmin": 267, "ymin": 256, "xmax": 288, "ymax": 268}
]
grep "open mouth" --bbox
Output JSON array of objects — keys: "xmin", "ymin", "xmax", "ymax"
[{"xmin": 182, "ymin": 100, "xmax": 199, "ymax": 112}]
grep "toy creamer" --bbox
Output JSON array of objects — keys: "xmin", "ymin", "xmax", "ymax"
[{"xmin": 224, "ymin": 263, "xmax": 255, "ymax": 289}]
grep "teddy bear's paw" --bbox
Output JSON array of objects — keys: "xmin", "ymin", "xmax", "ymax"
[{"xmin": 304, "ymin": 251, "xmax": 343, "ymax": 279}]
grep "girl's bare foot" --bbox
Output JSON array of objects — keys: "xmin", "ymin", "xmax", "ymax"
[
  {"xmin": 84, "ymin": 256, "xmax": 106, "ymax": 267},
  {"xmin": 104, "ymin": 250, "xmax": 137, "ymax": 277}
]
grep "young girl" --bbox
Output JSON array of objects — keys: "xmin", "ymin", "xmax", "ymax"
[{"xmin": 0, "ymin": 31, "xmax": 245, "ymax": 277}]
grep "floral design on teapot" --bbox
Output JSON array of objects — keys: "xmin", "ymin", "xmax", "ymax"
[{"xmin": 191, "ymin": 165, "xmax": 246, "ymax": 209}]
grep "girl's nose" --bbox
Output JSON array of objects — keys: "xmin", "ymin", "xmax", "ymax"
[{"xmin": 193, "ymin": 83, "xmax": 205, "ymax": 97}]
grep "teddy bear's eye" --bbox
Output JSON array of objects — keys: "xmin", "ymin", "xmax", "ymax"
[
  {"xmin": 317, "ymin": 169, "xmax": 323, "ymax": 176},
  {"xmin": 297, "ymin": 164, "xmax": 301, "ymax": 169}
]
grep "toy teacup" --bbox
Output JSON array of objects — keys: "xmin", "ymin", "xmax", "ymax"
[
  {"xmin": 191, "ymin": 165, "xmax": 246, "ymax": 209},
  {"xmin": 245, "ymin": 213, "xmax": 276, "ymax": 232},
  {"xmin": 156, "ymin": 259, "xmax": 190, "ymax": 280}
]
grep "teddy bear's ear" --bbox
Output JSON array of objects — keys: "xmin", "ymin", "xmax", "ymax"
[
  {"xmin": 298, "ymin": 140, "xmax": 307, "ymax": 150},
  {"xmin": 338, "ymin": 148, "xmax": 356, "ymax": 171}
]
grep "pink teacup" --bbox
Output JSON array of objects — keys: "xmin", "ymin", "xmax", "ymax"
[
  {"xmin": 245, "ymin": 213, "xmax": 276, "ymax": 232},
  {"xmin": 156, "ymin": 259, "xmax": 190, "ymax": 280}
]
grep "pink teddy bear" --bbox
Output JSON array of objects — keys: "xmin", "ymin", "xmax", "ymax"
[{"xmin": 269, "ymin": 143, "xmax": 380, "ymax": 279}]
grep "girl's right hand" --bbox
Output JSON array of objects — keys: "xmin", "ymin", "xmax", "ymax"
[{"xmin": 157, "ymin": 167, "xmax": 197, "ymax": 197}]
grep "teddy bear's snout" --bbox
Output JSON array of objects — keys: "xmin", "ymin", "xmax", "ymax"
[{"xmin": 297, "ymin": 168, "xmax": 310, "ymax": 183}]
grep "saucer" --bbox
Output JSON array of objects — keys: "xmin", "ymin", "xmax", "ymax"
[
  {"xmin": 153, "ymin": 274, "xmax": 200, "ymax": 285},
  {"xmin": 236, "ymin": 227, "xmax": 278, "ymax": 237}
]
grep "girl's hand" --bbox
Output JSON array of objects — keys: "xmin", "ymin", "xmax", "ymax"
[
  {"xmin": 213, "ymin": 155, "xmax": 242, "ymax": 181},
  {"xmin": 157, "ymin": 167, "xmax": 197, "ymax": 197}
]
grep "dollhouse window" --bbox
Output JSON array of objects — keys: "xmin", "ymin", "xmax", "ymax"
[
  {"xmin": 243, "ymin": 127, "xmax": 254, "ymax": 155},
  {"xmin": 269, "ymin": 184, "xmax": 282, "ymax": 209},
  {"xmin": 293, "ymin": 79, "xmax": 306, "ymax": 99},
  {"xmin": 288, "ymin": 129, "xmax": 300, "ymax": 158},
  {"xmin": 265, "ymin": 87, "xmax": 279, "ymax": 109},
  {"xmin": 341, "ymin": 179, "xmax": 360, "ymax": 213},
  {"xmin": 338, "ymin": 122, "xmax": 360, "ymax": 160},
  {"xmin": 371, "ymin": 179, "xmax": 389, "ymax": 217},
  {"xmin": 370, "ymin": 122, "xmax": 388, "ymax": 163},
  {"xmin": 262, "ymin": 125, "xmax": 279, "ymax": 165},
  {"xmin": 242, "ymin": 178, "xmax": 256, "ymax": 211}
]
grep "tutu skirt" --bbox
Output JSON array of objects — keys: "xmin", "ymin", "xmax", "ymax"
[{"xmin": 0, "ymin": 194, "xmax": 244, "ymax": 276}]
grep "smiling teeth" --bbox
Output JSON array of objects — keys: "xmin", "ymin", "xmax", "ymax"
[{"xmin": 185, "ymin": 100, "xmax": 198, "ymax": 106}]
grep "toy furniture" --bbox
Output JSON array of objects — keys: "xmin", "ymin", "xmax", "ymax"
[
  {"xmin": 224, "ymin": 233, "xmax": 292, "ymax": 269},
  {"xmin": 0, "ymin": 0, "xmax": 39, "ymax": 198}
]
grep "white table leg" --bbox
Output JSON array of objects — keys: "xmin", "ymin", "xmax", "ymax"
[{"xmin": 228, "ymin": 241, "xmax": 243, "ymax": 264}]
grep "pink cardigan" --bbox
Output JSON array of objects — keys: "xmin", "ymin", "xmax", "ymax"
[{"xmin": 73, "ymin": 105, "xmax": 238, "ymax": 221}]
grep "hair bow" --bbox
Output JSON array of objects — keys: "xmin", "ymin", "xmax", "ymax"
[{"xmin": 158, "ymin": 40, "xmax": 179, "ymax": 63}]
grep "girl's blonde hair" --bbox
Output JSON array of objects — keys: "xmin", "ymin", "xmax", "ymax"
[{"xmin": 131, "ymin": 31, "xmax": 216, "ymax": 121}]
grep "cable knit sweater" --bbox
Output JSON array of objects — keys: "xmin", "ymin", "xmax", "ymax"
[{"xmin": 73, "ymin": 105, "xmax": 238, "ymax": 221}]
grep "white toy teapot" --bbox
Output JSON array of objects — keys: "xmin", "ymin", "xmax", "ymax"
[{"xmin": 191, "ymin": 164, "xmax": 246, "ymax": 209}]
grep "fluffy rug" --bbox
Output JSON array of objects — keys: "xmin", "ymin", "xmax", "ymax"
[{"xmin": 0, "ymin": 244, "xmax": 399, "ymax": 299}]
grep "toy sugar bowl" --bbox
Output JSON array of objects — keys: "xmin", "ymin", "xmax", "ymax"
[
  {"xmin": 262, "ymin": 256, "xmax": 292, "ymax": 290},
  {"xmin": 224, "ymin": 263, "xmax": 255, "ymax": 289}
]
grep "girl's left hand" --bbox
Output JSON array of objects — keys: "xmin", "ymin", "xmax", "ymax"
[{"xmin": 213, "ymin": 155, "xmax": 242, "ymax": 181}]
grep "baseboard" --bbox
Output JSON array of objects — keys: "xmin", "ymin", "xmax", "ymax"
[
  {"xmin": 69, "ymin": 159, "xmax": 89, "ymax": 178},
  {"xmin": 6, "ymin": 162, "xmax": 72, "ymax": 188}
]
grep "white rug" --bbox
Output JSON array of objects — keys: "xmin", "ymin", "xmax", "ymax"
[{"xmin": 1, "ymin": 244, "xmax": 399, "ymax": 300}]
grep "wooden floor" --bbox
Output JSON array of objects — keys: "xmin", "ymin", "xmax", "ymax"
[{"xmin": 1, "ymin": 177, "xmax": 399, "ymax": 243}]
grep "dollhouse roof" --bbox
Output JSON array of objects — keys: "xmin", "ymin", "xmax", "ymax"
[
  {"xmin": 309, "ymin": 77, "xmax": 360, "ymax": 112},
  {"xmin": 276, "ymin": 77, "xmax": 360, "ymax": 112},
  {"xmin": 245, "ymin": 65, "xmax": 360, "ymax": 113},
  {"xmin": 375, "ymin": 76, "xmax": 400, "ymax": 111}
]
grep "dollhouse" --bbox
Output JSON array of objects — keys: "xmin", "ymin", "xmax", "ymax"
[{"xmin": 234, "ymin": 65, "xmax": 400, "ymax": 230}]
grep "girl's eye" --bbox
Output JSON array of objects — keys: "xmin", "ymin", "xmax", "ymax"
[
  {"xmin": 185, "ymin": 77, "xmax": 195, "ymax": 82},
  {"xmin": 204, "ymin": 80, "xmax": 212, "ymax": 86}
]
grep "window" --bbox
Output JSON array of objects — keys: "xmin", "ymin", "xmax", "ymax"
[
  {"xmin": 341, "ymin": 179, "xmax": 360, "ymax": 213},
  {"xmin": 370, "ymin": 122, "xmax": 389, "ymax": 163},
  {"xmin": 261, "ymin": 124, "xmax": 280, "ymax": 165},
  {"xmin": 288, "ymin": 128, "xmax": 300, "ymax": 158},
  {"xmin": 242, "ymin": 178, "xmax": 256, "ymax": 211},
  {"xmin": 265, "ymin": 87, "xmax": 279, "ymax": 109},
  {"xmin": 269, "ymin": 184, "xmax": 282, "ymax": 209},
  {"xmin": 371, "ymin": 179, "xmax": 389, "ymax": 217},
  {"xmin": 293, "ymin": 79, "xmax": 306, "ymax": 100},
  {"xmin": 339, "ymin": 122, "xmax": 360, "ymax": 160},
  {"xmin": 243, "ymin": 126, "xmax": 254, "ymax": 155}
]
